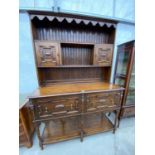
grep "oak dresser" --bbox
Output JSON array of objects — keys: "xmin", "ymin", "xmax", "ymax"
[{"xmin": 28, "ymin": 11, "xmax": 124, "ymax": 149}]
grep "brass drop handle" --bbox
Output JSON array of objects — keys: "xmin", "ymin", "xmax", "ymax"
[
  {"xmin": 97, "ymin": 105, "xmax": 106, "ymax": 108},
  {"xmin": 55, "ymin": 104, "xmax": 64, "ymax": 109},
  {"xmin": 99, "ymin": 99, "xmax": 106, "ymax": 102},
  {"xmin": 45, "ymin": 52, "xmax": 51, "ymax": 55}
]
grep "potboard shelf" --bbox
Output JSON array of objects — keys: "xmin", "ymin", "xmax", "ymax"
[{"xmin": 42, "ymin": 113, "xmax": 113, "ymax": 145}]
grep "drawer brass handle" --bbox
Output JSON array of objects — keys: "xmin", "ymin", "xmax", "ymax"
[
  {"xmin": 97, "ymin": 105, "xmax": 106, "ymax": 108},
  {"xmin": 55, "ymin": 104, "xmax": 64, "ymax": 108},
  {"xmin": 45, "ymin": 52, "xmax": 51, "ymax": 55},
  {"xmin": 99, "ymin": 99, "xmax": 106, "ymax": 102}
]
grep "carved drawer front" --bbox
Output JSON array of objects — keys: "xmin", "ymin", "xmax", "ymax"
[
  {"xmin": 32, "ymin": 95, "xmax": 81, "ymax": 119},
  {"xmin": 35, "ymin": 41, "xmax": 61, "ymax": 67},
  {"xmin": 85, "ymin": 91, "xmax": 121, "ymax": 112},
  {"xmin": 94, "ymin": 44, "xmax": 113, "ymax": 66}
]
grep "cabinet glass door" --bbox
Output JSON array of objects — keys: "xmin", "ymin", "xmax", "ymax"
[
  {"xmin": 115, "ymin": 78, "xmax": 125, "ymax": 87},
  {"xmin": 116, "ymin": 50, "xmax": 130, "ymax": 76},
  {"xmin": 126, "ymin": 61, "xmax": 135, "ymax": 105}
]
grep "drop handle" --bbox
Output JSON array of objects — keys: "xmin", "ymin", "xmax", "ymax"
[
  {"xmin": 45, "ymin": 52, "xmax": 51, "ymax": 55},
  {"xmin": 55, "ymin": 104, "xmax": 64, "ymax": 109},
  {"xmin": 99, "ymin": 99, "xmax": 106, "ymax": 102}
]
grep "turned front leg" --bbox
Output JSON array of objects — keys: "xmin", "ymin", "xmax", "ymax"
[
  {"xmin": 80, "ymin": 115, "xmax": 84, "ymax": 142},
  {"xmin": 35, "ymin": 123, "xmax": 43, "ymax": 150},
  {"xmin": 113, "ymin": 110, "xmax": 119, "ymax": 134}
]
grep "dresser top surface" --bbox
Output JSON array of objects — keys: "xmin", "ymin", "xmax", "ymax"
[{"xmin": 29, "ymin": 82, "xmax": 123, "ymax": 98}]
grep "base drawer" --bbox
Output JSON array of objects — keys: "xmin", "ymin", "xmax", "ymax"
[
  {"xmin": 31, "ymin": 95, "xmax": 82, "ymax": 119},
  {"xmin": 85, "ymin": 91, "xmax": 122, "ymax": 112}
]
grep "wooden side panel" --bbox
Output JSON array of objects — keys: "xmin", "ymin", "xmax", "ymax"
[
  {"xmin": 35, "ymin": 41, "xmax": 61, "ymax": 67},
  {"xmin": 94, "ymin": 44, "xmax": 113, "ymax": 66}
]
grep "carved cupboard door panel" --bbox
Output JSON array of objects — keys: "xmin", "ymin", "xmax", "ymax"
[
  {"xmin": 93, "ymin": 44, "xmax": 113, "ymax": 66},
  {"xmin": 35, "ymin": 41, "xmax": 61, "ymax": 67}
]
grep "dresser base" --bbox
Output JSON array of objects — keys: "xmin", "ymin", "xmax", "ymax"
[{"xmin": 41, "ymin": 113, "xmax": 114, "ymax": 146}]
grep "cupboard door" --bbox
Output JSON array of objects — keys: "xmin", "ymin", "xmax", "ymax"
[
  {"xmin": 94, "ymin": 44, "xmax": 113, "ymax": 66},
  {"xmin": 35, "ymin": 41, "xmax": 61, "ymax": 67},
  {"xmin": 115, "ymin": 49, "xmax": 131, "ymax": 76}
]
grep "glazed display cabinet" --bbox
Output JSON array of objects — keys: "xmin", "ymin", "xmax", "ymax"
[{"xmin": 114, "ymin": 40, "xmax": 135, "ymax": 118}]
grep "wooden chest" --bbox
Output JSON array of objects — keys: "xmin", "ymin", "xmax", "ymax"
[{"xmin": 19, "ymin": 101, "xmax": 34, "ymax": 148}]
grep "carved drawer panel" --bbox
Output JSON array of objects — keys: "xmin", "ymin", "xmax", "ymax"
[
  {"xmin": 35, "ymin": 41, "xmax": 61, "ymax": 67},
  {"xmin": 94, "ymin": 44, "xmax": 113, "ymax": 66},
  {"xmin": 32, "ymin": 95, "xmax": 81, "ymax": 119},
  {"xmin": 85, "ymin": 91, "xmax": 121, "ymax": 112}
]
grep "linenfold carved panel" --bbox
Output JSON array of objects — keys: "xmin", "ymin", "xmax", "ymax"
[
  {"xmin": 94, "ymin": 44, "xmax": 113, "ymax": 66},
  {"xmin": 35, "ymin": 41, "xmax": 61, "ymax": 67}
]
